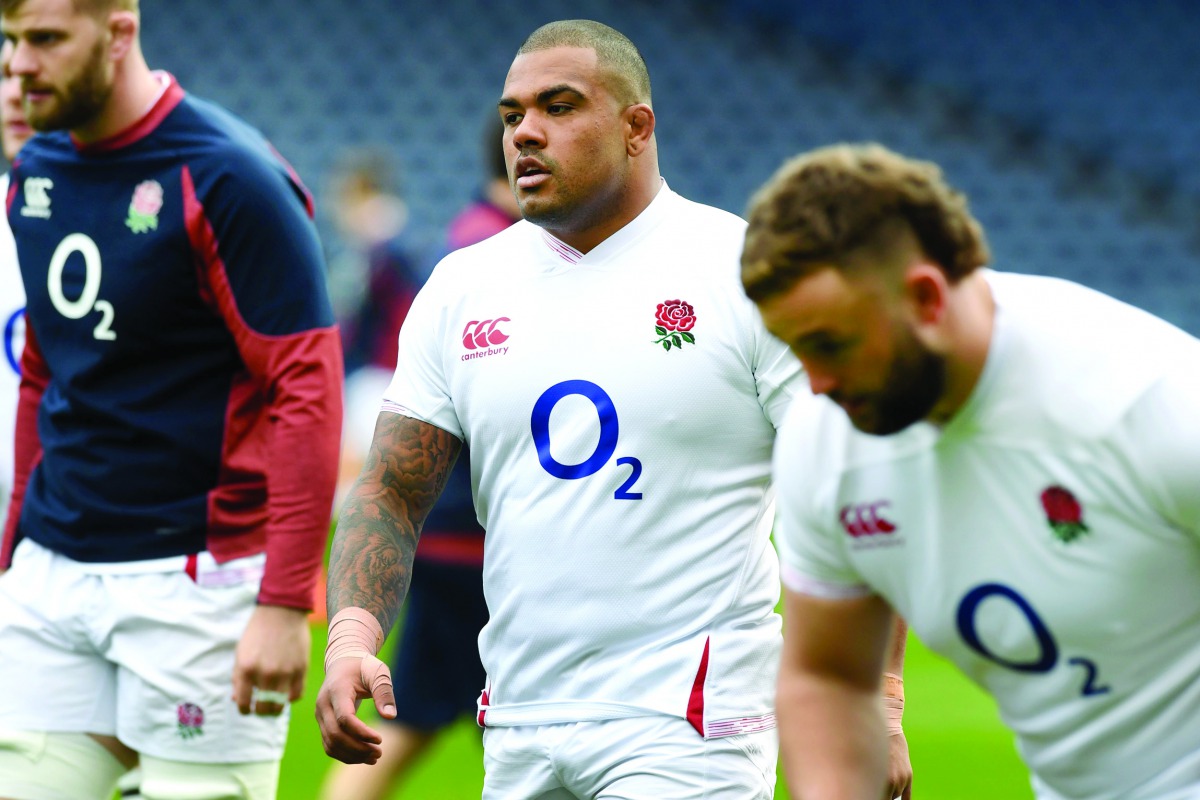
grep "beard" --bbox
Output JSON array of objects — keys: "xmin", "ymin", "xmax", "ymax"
[
  {"xmin": 24, "ymin": 37, "xmax": 113, "ymax": 133},
  {"xmin": 841, "ymin": 322, "xmax": 947, "ymax": 436}
]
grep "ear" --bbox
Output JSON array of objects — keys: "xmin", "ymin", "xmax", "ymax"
[
  {"xmin": 624, "ymin": 103, "xmax": 655, "ymax": 156},
  {"xmin": 106, "ymin": 11, "xmax": 138, "ymax": 62},
  {"xmin": 903, "ymin": 262, "xmax": 949, "ymax": 328}
]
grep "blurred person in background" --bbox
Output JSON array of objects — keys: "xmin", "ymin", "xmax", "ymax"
[
  {"xmin": 0, "ymin": 0, "xmax": 343, "ymax": 798},
  {"xmin": 0, "ymin": 43, "xmax": 33, "ymax": 545},
  {"xmin": 443, "ymin": 113, "xmax": 522, "ymax": 257},
  {"xmin": 324, "ymin": 147, "xmax": 426, "ymax": 497},
  {"xmin": 317, "ymin": 114, "xmax": 518, "ymax": 800}
]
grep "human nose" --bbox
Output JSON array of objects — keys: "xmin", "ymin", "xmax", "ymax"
[
  {"xmin": 7, "ymin": 39, "xmax": 35, "ymax": 77},
  {"xmin": 804, "ymin": 364, "xmax": 839, "ymax": 396},
  {"xmin": 511, "ymin": 111, "xmax": 545, "ymax": 150}
]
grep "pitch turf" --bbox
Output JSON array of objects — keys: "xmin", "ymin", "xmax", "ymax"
[{"xmin": 276, "ymin": 625, "xmax": 1034, "ymax": 799}]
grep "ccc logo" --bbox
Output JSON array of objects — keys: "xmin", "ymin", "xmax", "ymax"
[
  {"xmin": 462, "ymin": 317, "xmax": 510, "ymax": 350},
  {"xmin": 838, "ymin": 500, "xmax": 896, "ymax": 537}
]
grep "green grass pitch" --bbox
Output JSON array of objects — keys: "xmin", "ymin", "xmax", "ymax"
[{"xmin": 274, "ymin": 625, "xmax": 1034, "ymax": 799}]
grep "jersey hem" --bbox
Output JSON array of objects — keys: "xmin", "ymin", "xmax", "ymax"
[{"xmin": 477, "ymin": 702, "xmax": 777, "ymax": 739}]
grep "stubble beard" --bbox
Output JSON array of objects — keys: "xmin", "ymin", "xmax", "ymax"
[
  {"xmin": 25, "ymin": 37, "xmax": 114, "ymax": 133},
  {"xmin": 857, "ymin": 323, "xmax": 947, "ymax": 436}
]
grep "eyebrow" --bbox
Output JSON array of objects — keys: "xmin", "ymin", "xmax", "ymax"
[{"xmin": 498, "ymin": 84, "xmax": 586, "ymax": 110}]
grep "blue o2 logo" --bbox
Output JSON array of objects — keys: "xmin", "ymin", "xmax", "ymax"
[
  {"xmin": 530, "ymin": 379, "xmax": 642, "ymax": 499},
  {"xmin": 3, "ymin": 306, "xmax": 23, "ymax": 376},
  {"xmin": 956, "ymin": 582, "xmax": 1110, "ymax": 696}
]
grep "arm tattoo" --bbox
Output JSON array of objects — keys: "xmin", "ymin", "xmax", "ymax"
[{"xmin": 326, "ymin": 412, "xmax": 461, "ymax": 635}]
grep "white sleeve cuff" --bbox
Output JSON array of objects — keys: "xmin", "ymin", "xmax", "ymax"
[{"xmin": 780, "ymin": 562, "xmax": 874, "ymax": 600}]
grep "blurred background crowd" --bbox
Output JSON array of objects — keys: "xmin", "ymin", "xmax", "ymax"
[{"xmin": 142, "ymin": 0, "xmax": 1200, "ymax": 346}]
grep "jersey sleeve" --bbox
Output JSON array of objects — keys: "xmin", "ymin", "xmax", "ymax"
[
  {"xmin": 1122, "ymin": 360, "xmax": 1200, "ymax": 539},
  {"xmin": 772, "ymin": 396, "xmax": 874, "ymax": 599},
  {"xmin": 0, "ymin": 321, "xmax": 48, "ymax": 569},
  {"xmin": 748, "ymin": 300, "xmax": 804, "ymax": 429},
  {"xmin": 182, "ymin": 154, "xmax": 343, "ymax": 610},
  {"xmin": 381, "ymin": 261, "xmax": 464, "ymax": 439}
]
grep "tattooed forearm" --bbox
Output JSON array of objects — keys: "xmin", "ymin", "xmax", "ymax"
[{"xmin": 326, "ymin": 411, "xmax": 462, "ymax": 635}]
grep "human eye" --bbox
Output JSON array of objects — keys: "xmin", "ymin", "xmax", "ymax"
[
  {"xmin": 28, "ymin": 30, "xmax": 64, "ymax": 47},
  {"xmin": 501, "ymin": 111, "xmax": 522, "ymax": 127},
  {"xmin": 547, "ymin": 102, "xmax": 573, "ymax": 115},
  {"xmin": 799, "ymin": 334, "xmax": 851, "ymax": 361}
]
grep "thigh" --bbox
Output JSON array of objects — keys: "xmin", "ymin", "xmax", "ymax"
[
  {"xmin": 567, "ymin": 717, "xmax": 777, "ymax": 800},
  {"xmin": 482, "ymin": 726, "xmax": 575, "ymax": 800},
  {"xmin": 107, "ymin": 566, "xmax": 289, "ymax": 763},
  {"xmin": 0, "ymin": 730, "xmax": 128, "ymax": 800},
  {"xmin": 139, "ymin": 754, "xmax": 281, "ymax": 800},
  {"xmin": 0, "ymin": 539, "xmax": 116, "ymax": 735},
  {"xmin": 389, "ymin": 560, "xmax": 488, "ymax": 729}
]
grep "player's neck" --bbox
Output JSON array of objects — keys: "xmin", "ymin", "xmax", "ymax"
[
  {"xmin": 928, "ymin": 270, "xmax": 995, "ymax": 425},
  {"xmin": 545, "ymin": 168, "xmax": 662, "ymax": 254},
  {"xmin": 71, "ymin": 54, "xmax": 162, "ymax": 145}
]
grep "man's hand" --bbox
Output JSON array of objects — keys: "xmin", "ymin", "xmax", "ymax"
[
  {"xmin": 314, "ymin": 652, "xmax": 396, "ymax": 764},
  {"xmin": 884, "ymin": 731, "xmax": 913, "ymax": 800},
  {"xmin": 231, "ymin": 604, "xmax": 310, "ymax": 716}
]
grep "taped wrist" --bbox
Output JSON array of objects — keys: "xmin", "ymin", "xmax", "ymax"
[
  {"xmin": 324, "ymin": 608, "xmax": 385, "ymax": 671},
  {"xmin": 883, "ymin": 672, "xmax": 904, "ymax": 736}
]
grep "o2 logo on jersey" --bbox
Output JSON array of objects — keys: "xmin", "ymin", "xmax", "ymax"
[
  {"xmin": 956, "ymin": 582, "xmax": 1110, "ymax": 697},
  {"xmin": 530, "ymin": 379, "xmax": 642, "ymax": 500},
  {"xmin": 47, "ymin": 233, "xmax": 117, "ymax": 341},
  {"xmin": 3, "ymin": 306, "xmax": 24, "ymax": 375}
]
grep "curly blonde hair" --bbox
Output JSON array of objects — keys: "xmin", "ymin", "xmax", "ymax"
[{"xmin": 741, "ymin": 143, "xmax": 990, "ymax": 302}]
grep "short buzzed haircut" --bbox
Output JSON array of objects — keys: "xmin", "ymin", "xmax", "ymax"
[
  {"xmin": 742, "ymin": 143, "xmax": 991, "ymax": 302},
  {"xmin": 517, "ymin": 19, "xmax": 652, "ymax": 107}
]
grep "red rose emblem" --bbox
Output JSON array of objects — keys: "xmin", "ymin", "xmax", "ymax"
[
  {"xmin": 1041, "ymin": 487, "xmax": 1082, "ymax": 524},
  {"xmin": 1040, "ymin": 486, "xmax": 1089, "ymax": 543},
  {"xmin": 131, "ymin": 180, "xmax": 163, "ymax": 217},
  {"xmin": 655, "ymin": 300, "xmax": 696, "ymax": 332},
  {"xmin": 652, "ymin": 299, "xmax": 699, "ymax": 352},
  {"xmin": 177, "ymin": 702, "xmax": 204, "ymax": 728}
]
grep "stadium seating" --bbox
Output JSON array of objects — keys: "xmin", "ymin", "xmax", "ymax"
[{"xmin": 142, "ymin": 0, "xmax": 1200, "ymax": 333}]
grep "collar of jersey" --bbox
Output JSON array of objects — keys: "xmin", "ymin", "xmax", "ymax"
[
  {"xmin": 73, "ymin": 71, "xmax": 184, "ymax": 155},
  {"xmin": 940, "ymin": 269, "xmax": 1010, "ymax": 438},
  {"xmin": 538, "ymin": 178, "xmax": 673, "ymax": 265}
]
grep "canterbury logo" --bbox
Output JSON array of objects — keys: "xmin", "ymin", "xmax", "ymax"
[
  {"xmin": 462, "ymin": 317, "xmax": 510, "ymax": 350},
  {"xmin": 839, "ymin": 501, "xmax": 897, "ymax": 537},
  {"xmin": 21, "ymin": 176, "xmax": 53, "ymax": 219}
]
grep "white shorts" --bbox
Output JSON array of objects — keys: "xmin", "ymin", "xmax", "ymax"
[
  {"xmin": 0, "ymin": 538, "xmax": 288, "ymax": 763},
  {"xmin": 482, "ymin": 715, "xmax": 777, "ymax": 799}
]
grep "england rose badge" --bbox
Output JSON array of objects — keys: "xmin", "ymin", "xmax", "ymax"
[
  {"xmin": 653, "ymin": 299, "xmax": 697, "ymax": 352},
  {"xmin": 126, "ymin": 179, "xmax": 164, "ymax": 234},
  {"xmin": 1041, "ymin": 486, "xmax": 1090, "ymax": 543}
]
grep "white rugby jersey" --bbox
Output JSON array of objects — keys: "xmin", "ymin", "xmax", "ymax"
[
  {"xmin": 0, "ymin": 173, "xmax": 23, "ymax": 527},
  {"xmin": 774, "ymin": 271, "xmax": 1200, "ymax": 799},
  {"xmin": 384, "ymin": 183, "xmax": 802, "ymax": 735}
]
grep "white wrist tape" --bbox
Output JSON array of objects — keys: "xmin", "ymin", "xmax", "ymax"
[
  {"xmin": 883, "ymin": 672, "xmax": 904, "ymax": 737},
  {"xmin": 325, "ymin": 607, "xmax": 393, "ymax": 698},
  {"xmin": 325, "ymin": 607, "xmax": 385, "ymax": 670}
]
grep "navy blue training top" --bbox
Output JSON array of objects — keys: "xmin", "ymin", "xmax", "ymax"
[{"xmin": 2, "ymin": 76, "xmax": 344, "ymax": 609}]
